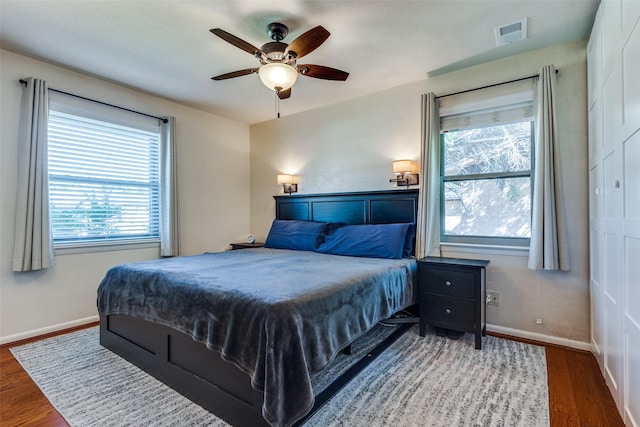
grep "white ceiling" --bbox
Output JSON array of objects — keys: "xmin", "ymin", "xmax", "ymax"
[{"xmin": 0, "ymin": 1, "xmax": 598, "ymax": 125}]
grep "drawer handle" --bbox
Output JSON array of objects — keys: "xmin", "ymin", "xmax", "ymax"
[
  {"xmin": 445, "ymin": 281, "xmax": 452, "ymax": 287},
  {"xmin": 445, "ymin": 308, "xmax": 452, "ymax": 314}
]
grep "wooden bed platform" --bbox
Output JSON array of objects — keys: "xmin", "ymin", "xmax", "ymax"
[{"xmin": 100, "ymin": 189, "xmax": 419, "ymax": 426}]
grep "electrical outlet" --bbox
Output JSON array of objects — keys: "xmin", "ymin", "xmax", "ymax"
[
  {"xmin": 486, "ymin": 290, "xmax": 500, "ymax": 306},
  {"xmin": 536, "ymin": 318, "xmax": 543, "ymax": 324}
]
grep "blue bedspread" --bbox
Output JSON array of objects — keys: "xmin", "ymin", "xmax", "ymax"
[{"xmin": 97, "ymin": 248, "xmax": 416, "ymax": 427}]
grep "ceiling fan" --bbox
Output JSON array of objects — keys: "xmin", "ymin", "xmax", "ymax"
[{"xmin": 210, "ymin": 23, "xmax": 349, "ymax": 100}]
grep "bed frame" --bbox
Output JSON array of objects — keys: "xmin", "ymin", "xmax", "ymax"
[{"xmin": 100, "ymin": 189, "xmax": 419, "ymax": 426}]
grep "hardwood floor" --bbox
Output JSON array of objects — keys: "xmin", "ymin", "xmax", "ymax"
[
  {"xmin": 0, "ymin": 326, "xmax": 625, "ymax": 427},
  {"xmin": 495, "ymin": 333, "xmax": 625, "ymax": 427},
  {"xmin": 0, "ymin": 324, "xmax": 97, "ymax": 427}
]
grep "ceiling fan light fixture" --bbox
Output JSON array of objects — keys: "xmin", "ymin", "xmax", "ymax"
[
  {"xmin": 258, "ymin": 63, "xmax": 298, "ymax": 92},
  {"xmin": 210, "ymin": 24, "xmax": 348, "ymax": 100}
]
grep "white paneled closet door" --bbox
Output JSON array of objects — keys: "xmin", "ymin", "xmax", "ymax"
[
  {"xmin": 588, "ymin": 0, "xmax": 640, "ymax": 425},
  {"xmin": 602, "ymin": 146, "xmax": 623, "ymax": 410},
  {"xmin": 624, "ymin": 129, "xmax": 640, "ymax": 427},
  {"xmin": 589, "ymin": 160, "xmax": 604, "ymax": 368},
  {"xmin": 587, "ymin": 13, "xmax": 605, "ymax": 369},
  {"xmin": 621, "ymin": 0, "xmax": 640, "ymax": 423},
  {"xmin": 600, "ymin": 0, "xmax": 625, "ymax": 411}
]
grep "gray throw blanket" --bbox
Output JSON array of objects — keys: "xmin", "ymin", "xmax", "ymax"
[{"xmin": 97, "ymin": 248, "xmax": 416, "ymax": 427}]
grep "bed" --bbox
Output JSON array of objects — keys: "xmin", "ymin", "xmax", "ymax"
[{"xmin": 98, "ymin": 189, "xmax": 419, "ymax": 427}]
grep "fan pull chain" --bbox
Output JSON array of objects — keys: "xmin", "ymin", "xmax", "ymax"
[{"xmin": 275, "ymin": 92, "xmax": 280, "ymax": 119}]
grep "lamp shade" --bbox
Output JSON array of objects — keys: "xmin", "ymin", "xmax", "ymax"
[
  {"xmin": 277, "ymin": 174, "xmax": 294, "ymax": 184},
  {"xmin": 392, "ymin": 160, "xmax": 413, "ymax": 174},
  {"xmin": 259, "ymin": 63, "xmax": 299, "ymax": 92}
]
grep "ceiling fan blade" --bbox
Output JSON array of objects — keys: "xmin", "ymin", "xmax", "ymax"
[
  {"xmin": 210, "ymin": 28, "xmax": 263, "ymax": 57},
  {"xmin": 298, "ymin": 64, "xmax": 349, "ymax": 81},
  {"xmin": 211, "ymin": 68, "xmax": 259, "ymax": 80},
  {"xmin": 285, "ymin": 26, "xmax": 330, "ymax": 59},
  {"xmin": 277, "ymin": 88, "xmax": 291, "ymax": 100}
]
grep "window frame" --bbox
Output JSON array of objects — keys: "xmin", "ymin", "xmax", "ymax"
[
  {"xmin": 439, "ymin": 119, "xmax": 535, "ymax": 247},
  {"xmin": 47, "ymin": 96, "xmax": 163, "ymax": 251}
]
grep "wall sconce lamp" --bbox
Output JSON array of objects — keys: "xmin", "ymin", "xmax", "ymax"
[
  {"xmin": 277, "ymin": 174, "xmax": 298, "ymax": 194},
  {"xmin": 389, "ymin": 160, "xmax": 419, "ymax": 187}
]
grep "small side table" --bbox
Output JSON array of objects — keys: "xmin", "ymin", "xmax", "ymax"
[
  {"xmin": 418, "ymin": 256, "xmax": 490, "ymax": 350},
  {"xmin": 229, "ymin": 242, "xmax": 264, "ymax": 250}
]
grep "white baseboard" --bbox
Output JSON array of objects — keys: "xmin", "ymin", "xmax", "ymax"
[
  {"xmin": 625, "ymin": 407, "xmax": 638, "ymax": 427},
  {"xmin": 0, "ymin": 315, "xmax": 99, "ymax": 346},
  {"xmin": 2, "ymin": 317, "xmax": 591, "ymax": 352},
  {"xmin": 486, "ymin": 323, "xmax": 592, "ymax": 351}
]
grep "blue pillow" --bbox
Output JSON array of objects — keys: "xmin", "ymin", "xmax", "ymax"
[
  {"xmin": 403, "ymin": 222, "xmax": 416, "ymax": 258},
  {"xmin": 316, "ymin": 223, "xmax": 411, "ymax": 259},
  {"xmin": 264, "ymin": 220, "xmax": 328, "ymax": 251}
]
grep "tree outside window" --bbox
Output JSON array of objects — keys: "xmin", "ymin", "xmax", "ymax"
[{"xmin": 441, "ymin": 120, "xmax": 533, "ymax": 246}]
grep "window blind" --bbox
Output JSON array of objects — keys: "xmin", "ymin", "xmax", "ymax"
[
  {"xmin": 48, "ymin": 110, "xmax": 161, "ymax": 244},
  {"xmin": 440, "ymin": 102, "xmax": 534, "ymax": 132}
]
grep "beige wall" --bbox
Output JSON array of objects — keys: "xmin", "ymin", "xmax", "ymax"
[
  {"xmin": 250, "ymin": 40, "xmax": 590, "ymax": 346},
  {"xmin": 0, "ymin": 50, "xmax": 251, "ymax": 342}
]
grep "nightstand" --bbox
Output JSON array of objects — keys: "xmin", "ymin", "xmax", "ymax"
[
  {"xmin": 418, "ymin": 256, "xmax": 490, "ymax": 349},
  {"xmin": 229, "ymin": 242, "xmax": 264, "ymax": 250}
]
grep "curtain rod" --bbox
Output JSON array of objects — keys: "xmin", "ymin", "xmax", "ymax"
[
  {"xmin": 435, "ymin": 69, "xmax": 559, "ymax": 100},
  {"xmin": 19, "ymin": 79, "xmax": 168, "ymax": 123}
]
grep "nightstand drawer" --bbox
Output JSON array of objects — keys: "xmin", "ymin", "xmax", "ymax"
[
  {"xmin": 423, "ymin": 295, "xmax": 475, "ymax": 329},
  {"xmin": 423, "ymin": 269, "xmax": 475, "ymax": 299}
]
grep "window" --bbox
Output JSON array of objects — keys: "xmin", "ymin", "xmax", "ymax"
[
  {"xmin": 440, "ymin": 103, "xmax": 534, "ymax": 246},
  {"xmin": 48, "ymin": 105, "xmax": 161, "ymax": 247}
]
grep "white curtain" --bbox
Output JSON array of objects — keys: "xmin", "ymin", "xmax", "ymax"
[
  {"xmin": 528, "ymin": 65, "xmax": 571, "ymax": 271},
  {"xmin": 160, "ymin": 116, "xmax": 180, "ymax": 257},
  {"xmin": 415, "ymin": 93, "xmax": 441, "ymax": 259},
  {"xmin": 12, "ymin": 78, "xmax": 55, "ymax": 272}
]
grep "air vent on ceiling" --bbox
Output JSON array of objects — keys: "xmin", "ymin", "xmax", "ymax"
[{"xmin": 495, "ymin": 18, "xmax": 527, "ymax": 47}]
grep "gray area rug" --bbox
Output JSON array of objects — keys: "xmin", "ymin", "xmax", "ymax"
[{"xmin": 11, "ymin": 325, "xmax": 549, "ymax": 426}]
